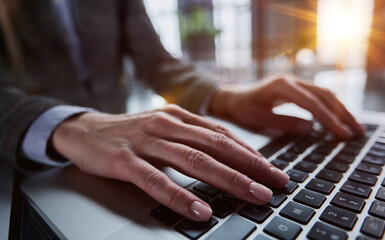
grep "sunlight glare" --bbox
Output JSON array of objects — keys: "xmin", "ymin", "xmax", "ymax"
[{"xmin": 318, "ymin": 0, "xmax": 373, "ymax": 44}]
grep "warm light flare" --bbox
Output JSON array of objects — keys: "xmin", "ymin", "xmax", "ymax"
[{"xmin": 317, "ymin": 1, "xmax": 373, "ymax": 45}]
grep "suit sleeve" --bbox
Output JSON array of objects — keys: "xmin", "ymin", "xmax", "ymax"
[
  {"xmin": 122, "ymin": 0, "xmax": 219, "ymax": 114},
  {"xmin": 0, "ymin": 44, "xmax": 64, "ymax": 172}
]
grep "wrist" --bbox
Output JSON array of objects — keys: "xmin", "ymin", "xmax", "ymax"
[
  {"xmin": 208, "ymin": 85, "xmax": 237, "ymax": 118},
  {"xmin": 51, "ymin": 112, "xmax": 99, "ymax": 160}
]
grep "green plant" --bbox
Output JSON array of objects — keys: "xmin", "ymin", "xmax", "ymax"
[{"xmin": 178, "ymin": 7, "xmax": 220, "ymax": 43}]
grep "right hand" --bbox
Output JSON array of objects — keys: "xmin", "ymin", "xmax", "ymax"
[{"xmin": 52, "ymin": 105, "xmax": 289, "ymax": 222}]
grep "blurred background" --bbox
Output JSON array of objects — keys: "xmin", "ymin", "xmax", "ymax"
[{"xmin": 127, "ymin": 0, "xmax": 385, "ymax": 115}]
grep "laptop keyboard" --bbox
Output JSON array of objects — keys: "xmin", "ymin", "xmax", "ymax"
[{"xmin": 151, "ymin": 123, "xmax": 385, "ymax": 240}]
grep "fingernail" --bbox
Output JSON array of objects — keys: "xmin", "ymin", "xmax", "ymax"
[
  {"xmin": 297, "ymin": 122, "xmax": 312, "ymax": 134},
  {"xmin": 190, "ymin": 201, "xmax": 212, "ymax": 221},
  {"xmin": 249, "ymin": 182, "xmax": 273, "ymax": 203},
  {"xmin": 269, "ymin": 167, "xmax": 290, "ymax": 186},
  {"xmin": 342, "ymin": 125, "xmax": 354, "ymax": 138}
]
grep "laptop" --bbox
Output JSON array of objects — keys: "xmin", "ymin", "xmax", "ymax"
[{"xmin": 21, "ymin": 109, "xmax": 385, "ymax": 240}]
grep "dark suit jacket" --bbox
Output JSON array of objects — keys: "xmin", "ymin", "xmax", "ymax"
[{"xmin": 0, "ymin": 0, "xmax": 217, "ymax": 171}]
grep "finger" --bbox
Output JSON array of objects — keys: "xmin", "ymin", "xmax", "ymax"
[
  {"xmin": 279, "ymin": 80, "xmax": 354, "ymax": 139},
  {"xmin": 163, "ymin": 105, "xmax": 262, "ymax": 157},
  {"xmin": 146, "ymin": 119, "xmax": 289, "ymax": 188},
  {"xmin": 238, "ymin": 107, "xmax": 313, "ymax": 135},
  {"xmin": 139, "ymin": 139, "xmax": 274, "ymax": 205},
  {"xmin": 298, "ymin": 81, "xmax": 364, "ymax": 135},
  {"xmin": 115, "ymin": 156, "xmax": 213, "ymax": 222}
]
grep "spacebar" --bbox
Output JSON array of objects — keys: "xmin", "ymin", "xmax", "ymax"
[{"xmin": 206, "ymin": 215, "xmax": 256, "ymax": 240}]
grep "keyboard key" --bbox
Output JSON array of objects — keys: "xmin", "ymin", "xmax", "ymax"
[
  {"xmin": 279, "ymin": 201, "xmax": 315, "ymax": 224},
  {"xmin": 325, "ymin": 161, "xmax": 349, "ymax": 173},
  {"xmin": 278, "ymin": 152, "xmax": 298, "ymax": 162},
  {"xmin": 253, "ymin": 234, "xmax": 271, "ymax": 240},
  {"xmin": 282, "ymin": 180, "xmax": 299, "ymax": 194},
  {"xmin": 263, "ymin": 216, "xmax": 302, "ymax": 240},
  {"xmin": 360, "ymin": 216, "xmax": 385, "ymax": 239},
  {"xmin": 341, "ymin": 181, "xmax": 372, "ymax": 199},
  {"xmin": 289, "ymin": 145, "xmax": 307, "ymax": 154},
  {"xmin": 363, "ymin": 155, "xmax": 385, "ymax": 166},
  {"xmin": 368, "ymin": 149, "xmax": 385, "ymax": 158},
  {"xmin": 330, "ymin": 192, "xmax": 365, "ymax": 213},
  {"xmin": 369, "ymin": 200, "xmax": 385, "ymax": 220},
  {"xmin": 356, "ymin": 162, "xmax": 382, "ymax": 175},
  {"xmin": 340, "ymin": 146, "xmax": 361, "ymax": 156},
  {"xmin": 309, "ymin": 130, "xmax": 325, "ymax": 139},
  {"xmin": 238, "ymin": 204, "xmax": 274, "ymax": 223},
  {"xmin": 209, "ymin": 197, "xmax": 236, "ymax": 218},
  {"xmin": 306, "ymin": 179, "xmax": 335, "ymax": 195},
  {"xmin": 363, "ymin": 123, "xmax": 378, "ymax": 131},
  {"xmin": 346, "ymin": 140, "xmax": 366, "ymax": 149},
  {"xmin": 222, "ymin": 193, "xmax": 244, "ymax": 205},
  {"xmin": 294, "ymin": 161, "xmax": 317, "ymax": 173},
  {"xmin": 304, "ymin": 154, "xmax": 325, "ymax": 164},
  {"xmin": 349, "ymin": 171, "xmax": 377, "ymax": 186},
  {"xmin": 193, "ymin": 183, "xmax": 221, "ymax": 197},
  {"xmin": 206, "ymin": 215, "xmax": 256, "ymax": 240},
  {"xmin": 293, "ymin": 189, "xmax": 326, "ymax": 209},
  {"xmin": 271, "ymin": 159, "xmax": 289, "ymax": 170},
  {"xmin": 307, "ymin": 221, "xmax": 348, "ymax": 240},
  {"xmin": 347, "ymin": 136, "xmax": 368, "ymax": 146},
  {"xmin": 320, "ymin": 140, "xmax": 339, "ymax": 149},
  {"xmin": 189, "ymin": 190, "xmax": 210, "ymax": 202},
  {"xmin": 313, "ymin": 146, "xmax": 333, "ymax": 156},
  {"xmin": 316, "ymin": 169, "xmax": 343, "ymax": 183},
  {"xmin": 269, "ymin": 192, "xmax": 288, "ymax": 208},
  {"xmin": 376, "ymin": 187, "xmax": 385, "ymax": 201},
  {"xmin": 320, "ymin": 205, "xmax": 358, "ymax": 230},
  {"xmin": 373, "ymin": 143, "xmax": 385, "ymax": 151},
  {"xmin": 333, "ymin": 153, "xmax": 355, "ymax": 164},
  {"xmin": 301, "ymin": 136, "xmax": 320, "ymax": 144},
  {"xmin": 287, "ymin": 169, "xmax": 308, "ymax": 183},
  {"xmin": 151, "ymin": 205, "xmax": 183, "ymax": 226},
  {"xmin": 176, "ymin": 217, "xmax": 218, "ymax": 240},
  {"xmin": 378, "ymin": 137, "xmax": 385, "ymax": 144},
  {"xmin": 356, "ymin": 235, "xmax": 373, "ymax": 240}
]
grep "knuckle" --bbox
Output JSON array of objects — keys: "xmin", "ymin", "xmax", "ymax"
[
  {"xmin": 185, "ymin": 150, "xmax": 209, "ymax": 173},
  {"xmin": 213, "ymin": 133, "xmax": 232, "ymax": 149},
  {"xmin": 164, "ymin": 104, "xmax": 182, "ymax": 114},
  {"xmin": 215, "ymin": 124, "xmax": 230, "ymax": 135},
  {"xmin": 229, "ymin": 171, "xmax": 246, "ymax": 187},
  {"xmin": 273, "ymin": 76, "xmax": 292, "ymax": 89},
  {"xmin": 114, "ymin": 147, "xmax": 133, "ymax": 160},
  {"xmin": 169, "ymin": 187, "xmax": 186, "ymax": 209},
  {"xmin": 152, "ymin": 111, "xmax": 169, "ymax": 121},
  {"xmin": 147, "ymin": 112, "xmax": 174, "ymax": 128},
  {"xmin": 250, "ymin": 155, "xmax": 264, "ymax": 172},
  {"xmin": 110, "ymin": 148, "xmax": 135, "ymax": 180},
  {"xmin": 143, "ymin": 170, "xmax": 167, "ymax": 192}
]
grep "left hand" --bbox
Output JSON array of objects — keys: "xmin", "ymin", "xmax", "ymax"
[{"xmin": 208, "ymin": 74, "xmax": 364, "ymax": 139}]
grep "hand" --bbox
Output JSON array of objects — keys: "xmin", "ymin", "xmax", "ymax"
[
  {"xmin": 209, "ymin": 74, "xmax": 364, "ymax": 139},
  {"xmin": 52, "ymin": 105, "xmax": 289, "ymax": 222}
]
